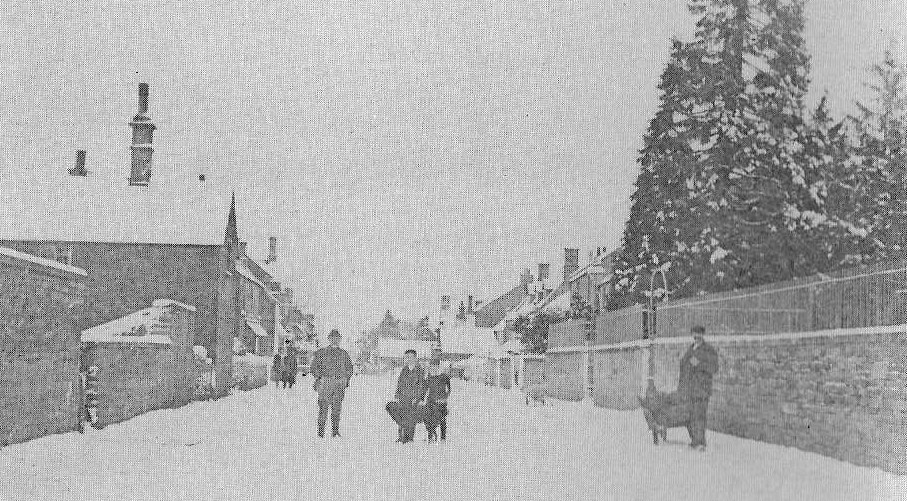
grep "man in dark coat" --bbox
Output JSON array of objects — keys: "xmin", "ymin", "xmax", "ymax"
[
  {"xmin": 310, "ymin": 329, "xmax": 354, "ymax": 438},
  {"xmin": 386, "ymin": 349, "xmax": 426, "ymax": 443},
  {"xmin": 677, "ymin": 325, "xmax": 719, "ymax": 450},
  {"xmin": 281, "ymin": 340, "xmax": 298, "ymax": 389}
]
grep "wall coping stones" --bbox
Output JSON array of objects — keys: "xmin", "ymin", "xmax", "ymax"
[
  {"xmin": 0, "ymin": 246, "xmax": 87, "ymax": 276},
  {"xmin": 545, "ymin": 323, "xmax": 907, "ymax": 354}
]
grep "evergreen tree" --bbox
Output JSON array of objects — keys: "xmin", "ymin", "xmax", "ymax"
[
  {"xmin": 612, "ymin": 0, "xmax": 829, "ymax": 307},
  {"xmin": 612, "ymin": 40, "xmax": 700, "ymax": 308},
  {"xmin": 851, "ymin": 49, "xmax": 907, "ymax": 260}
]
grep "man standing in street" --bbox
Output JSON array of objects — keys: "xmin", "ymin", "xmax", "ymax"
[
  {"xmin": 310, "ymin": 329, "xmax": 353, "ymax": 438},
  {"xmin": 678, "ymin": 325, "xmax": 719, "ymax": 450},
  {"xmin": 386, "ymin": 349, "xmax": 426, "ymax": 443}
]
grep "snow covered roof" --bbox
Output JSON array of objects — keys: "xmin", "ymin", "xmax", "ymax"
[
  {"xmin": 0, "ymin": 170, "xmax": 232, "ymax": 245},
  {"xmin": 0, "ymin": 246, "xmax": 87, "ymax": 276},
  {"xmin": 440, "ymin": 323, "xmax": 499, "ymax": 357},
  {"xmin": 81, "ymin": 299, "xmax": 194, "ymax": 344},
  {"xmin": 542, "ymin": 290, "xmax": 571, "ymax": 313},
  {"xmin": 236, "ymin": 261, "xmax": 268, "ymax": 290},
  {"xmin": 246, "ymin": 319, "xmax": 269, "ymax": 338},
  {"xmin": 377, "ymin": 338, "xmax": 435, "ymax": 358}
]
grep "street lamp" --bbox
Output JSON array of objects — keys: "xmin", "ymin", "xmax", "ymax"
[{"xmin": 647, "ymin": 266, "xmax": 670, "ymax": 340}]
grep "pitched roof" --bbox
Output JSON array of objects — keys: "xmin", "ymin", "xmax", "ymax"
[
  {"xmin": 474, "ymin": 282, "xmax": 528, "ymax": 329},
  {"xmin": 0, "ymin": 170, "xmax": 233, "ymax": 245}
]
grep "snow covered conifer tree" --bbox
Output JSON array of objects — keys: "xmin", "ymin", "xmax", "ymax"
[
  {"xmin": 612, "ymin": 0, "xmax": 829, "ymax": 308},
  {"xmin": 851, "ymin": 48, "xmax": 907, "ymax": 260},
  {"xmin": 612, "ymin": 40, "xmax": 703, "ymax": 308}
]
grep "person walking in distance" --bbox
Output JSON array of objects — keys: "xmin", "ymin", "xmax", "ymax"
[
  {"xmin": 271, "ymin": 350, "xmax": 283, "ymax": 387},
  {"xmin": 387, "ymin": 349, "xmax": 426, "ymax": 443},
  {"xmin": 678, "ymin": 325, "xmax": 719, "ymax": 450},
  {"xmin": 310, "ymin": 329, "xmax": 353, "ymax": 438},
  {"xmin": 280, "ymin": 339, "xmax": 298, "ymax": 389}
]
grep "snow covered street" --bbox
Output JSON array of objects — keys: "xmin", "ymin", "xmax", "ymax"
[{"xmin": 1, "ymin": 374, "xmax": 903, "ymax": 501}]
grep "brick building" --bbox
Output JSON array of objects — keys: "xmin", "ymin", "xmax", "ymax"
[
  {"xmin": 0, "ymin": 247, "xmax": 87, "ymax": 446},
  {"xmin": 0, "ymin": 84, "xmax": 243, "ymax": 397}
]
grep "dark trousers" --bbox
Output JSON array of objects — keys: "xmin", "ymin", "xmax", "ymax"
[
  {"xmin": 425, "ymin": 401, "xmax": 448, "ymax": 440},
  {"xmin": 317, "ymin": 378, "xmax": 346, "ymax": 436},
  {"xmin": 281, "ymin": 371, "xmax": 296, "ymax": 388},
  {"xmin": 386, "ymin": 401, "xmax": 420, "ymax": 443},
  {"xmin": 687, "ymin": 396, "xmax": 709, "ymax": 446}
]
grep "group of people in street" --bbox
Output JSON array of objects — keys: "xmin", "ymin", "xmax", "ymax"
[
  {"xmin": 386, "ymin": 349, "xmax": 452, "ymax": 443},
  {"xmin": 271, "ymin": 339, "xmax": 299, "ymax": 389}
]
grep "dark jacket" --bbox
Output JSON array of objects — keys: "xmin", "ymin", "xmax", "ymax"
[
  {"xmin": 425, "ymin": 373, "xmax": 451, "ymax": 402},
  {"xmin": 281, "ymin": 353, "xmax": 298, "ymax": 374},
  {"xmin": 310, "ymin": 346, "xmax": 353, "ymax": 381},
  {"xmin": 678, "ymin": 341, "xmax": 719, "ymax": 400},
  {"xmin": 395, "ymin": 365, "xmax": 426, "ymax": 404}
]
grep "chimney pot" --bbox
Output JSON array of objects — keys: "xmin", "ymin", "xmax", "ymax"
[
  {"xmin": 266, "ymin": 236, "xmax": 277, "ymax": 264},
  {"xmin": 538, "ymin": 263, "xmax": 550, "ymax": 281},
  {"xmin": 138, "ymin": 83, "xmax": 149, "ymax": 114}
]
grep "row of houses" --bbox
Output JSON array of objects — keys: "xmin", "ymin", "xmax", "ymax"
[
  {"xmin": 0, "ymin": 83, "xmax": 315, "ymax": 447},
  {"xmin": 372, "ymin": 247, "xmax": 615, "ymax": 386}
]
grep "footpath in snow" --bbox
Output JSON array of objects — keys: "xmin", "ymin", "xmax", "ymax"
[{"xmin": 0, "ymin": 373, "xmax": 903, "ymax": 501}]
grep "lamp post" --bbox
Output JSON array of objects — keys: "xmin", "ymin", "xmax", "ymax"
[{"xmin": 646, "ymin": 265, "xmax": 669, "ymax": 394}]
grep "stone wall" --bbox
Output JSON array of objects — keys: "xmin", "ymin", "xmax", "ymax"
[
  {"xmin": 588, "ymin": 329, "xmax": 907, "ymax": 474},
  {"xmin": 82, "ymin": 303, "xmax": 195, "ymax": 428},
  {"xmin": 0, "ymin": 241, "xmax": 223, "ymax": 347},
  {"xmin": 591, "ymin": 346, "xmax": 647, "ymax": 410},
  {"xmin": 0, "ymin": 250, "xmax": 85, "ymax": 446},
  {"xmin": 521, "ymin": 356, "xmax": 547, "ymax": 389},
  {"xmin": 546, "ymin": 351, "xmax": 585, "ymax": 401},
  {"xmin": 0, "ymin": 240, "xmax": 240, "ymax": 398}
]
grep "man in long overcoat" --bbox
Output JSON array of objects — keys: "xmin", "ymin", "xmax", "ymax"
[
  {"xmin": 310, "ymin": 329, "xmax": 354, "ymax": 437},
  {"xmin": 677, "ymin": 325, "xmax": 719, "ymax": 449}
]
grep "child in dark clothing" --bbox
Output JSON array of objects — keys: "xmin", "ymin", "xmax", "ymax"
[{"xmin": 424, "ymin": 360, "xmax": 451, "ymax": 442}]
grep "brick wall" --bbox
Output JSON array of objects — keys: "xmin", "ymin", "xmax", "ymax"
[
  {"xmin": 0, "ymin": 251, "xmax": 85, "ymax": 446},
  {"xmin": 587, "ymin": 329, "xmax": 907, "ymax": 474}
]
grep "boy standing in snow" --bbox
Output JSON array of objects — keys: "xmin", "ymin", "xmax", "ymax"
[
  {"xmin": 678, "ymin": 325, "xmax": 719, "ymax": 450},
  {"xmin": 310, "ymin": 329, "xmax": 354, "ymax": 438},
  {"xmin": 424, "ymin": 359, "xmax": 451, "ymax": 441},
  {"xmin": 387, "ymin": 349, "xmax": 426, "ymax": 443}
]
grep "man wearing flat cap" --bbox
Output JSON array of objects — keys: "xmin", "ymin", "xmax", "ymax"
[
  {"xmin": 678, "ymin": 325, "xmax": 719, "ymax": 450},
  {"xmin": 310, "ymin": 329, "xmax": 354, "ymax": 438}
]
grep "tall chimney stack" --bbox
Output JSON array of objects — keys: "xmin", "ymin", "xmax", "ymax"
[
  {"xmin": 266, "ymin": 236, "xmax": 277, "ymax": 264},
  {"xmin": 69, "ymin": 150, "xmax": 88, "ymax": 176},
  {"xmin": 440, "ymin": 295, "xmax": 451, "ymax": 311},
  {"xmin": 563, "ymin": 248, "xmax": 579, "ymax": 284},
  {"xmin": 128, "ymin": 82, "xmax": 156, "ymax": 186},
  {"xmin": 467, "ymin": 295, "xmax": 474, "ymax": 314},
  {"xmin": 537, "ymin": 263, "xmax": 550, "ymax": 282},
  {"xmin": 520, "ymin": 268, "xmax": 533, "ymax": 287}
]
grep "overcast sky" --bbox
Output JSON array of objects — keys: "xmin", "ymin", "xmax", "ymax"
[{"xmin": 1, "ymin": 0, "xmax": 904, "ymax": 336}]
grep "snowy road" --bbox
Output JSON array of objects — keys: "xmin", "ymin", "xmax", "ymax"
[{"xmin": 1, "ymin": 374, "xmax": 903, "ymax": 501}]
